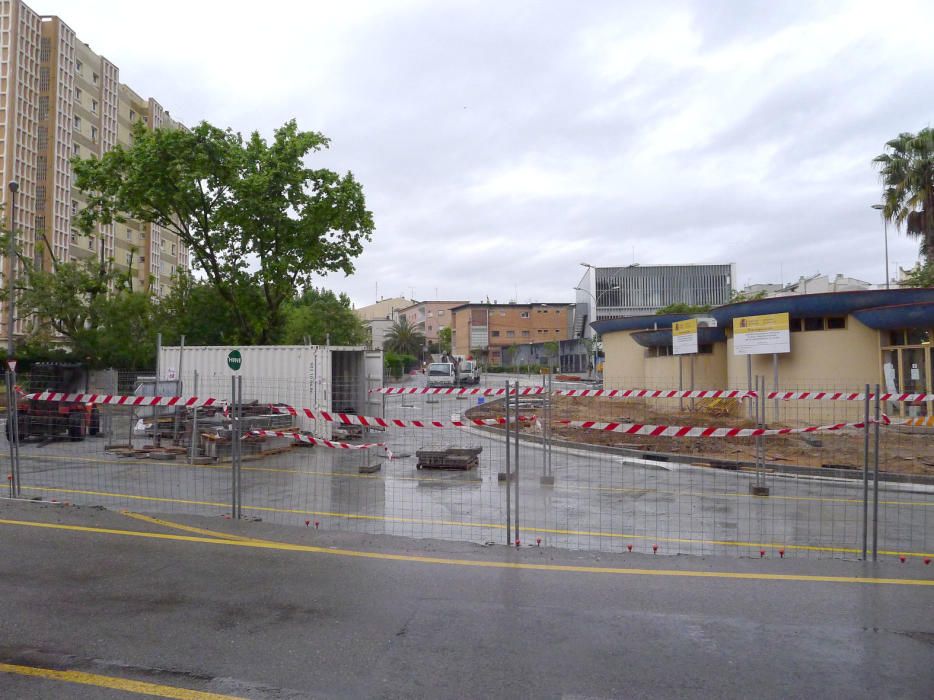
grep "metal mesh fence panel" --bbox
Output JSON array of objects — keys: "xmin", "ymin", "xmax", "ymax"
[
  {"xmin": 7, "ymin": 366, "xmax": 234, "ymax": 516},
  {"xmin": 3, "ymin": 366, "xmax": 931, "ymax": 563}
]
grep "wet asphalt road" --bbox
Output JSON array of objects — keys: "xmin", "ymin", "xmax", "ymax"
[{"xmin": 0, "ymin": 499, "xmax": 932, "ymax": 699}]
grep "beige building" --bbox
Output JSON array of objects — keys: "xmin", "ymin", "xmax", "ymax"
[
  {"xmin": 396, "ymin": 300, "xmax": 467, "ymax": 343},
  {"xmin": 451, "ymin": 302, "xmax": 573, "ymax": 365},
  {"xmin": 353, "ymin": 297, "xmax": 415, "ymax": 322},
  {"xmin": 596, "ymin": 288, "xmax": 934, "ymax": 422},
  {"xmin": 0, "ymin": 0, "xmax": 188, "ymax": 344}
]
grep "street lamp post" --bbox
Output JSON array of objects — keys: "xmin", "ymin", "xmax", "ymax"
[
  {"xmin": 7, "ymin": 181, "xmax": 18, "ymax": 356},
  {"xmin": 871, "ymin": 204, "xmax": 889, "ymax": 290}
]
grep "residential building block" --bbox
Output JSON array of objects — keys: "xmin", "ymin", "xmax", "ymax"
[{"xmin": 0, "ymin": 0, "xmax": 189, "ymax": 344}]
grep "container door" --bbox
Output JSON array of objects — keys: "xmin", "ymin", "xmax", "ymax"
[
  {"xmin": 365, "ymin": 351, "xmax": 384, "ymax": 419},
  {"xmin": 310, "ymin": 346, "xmax": 332, "ymax": 439}
]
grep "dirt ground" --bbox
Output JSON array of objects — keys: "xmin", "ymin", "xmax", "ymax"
[{"xmin": 466, "ymin": 396, "xmax": 934, "ymax": 477}]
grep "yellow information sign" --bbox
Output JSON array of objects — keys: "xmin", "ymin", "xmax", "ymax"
[
  {"xmin": 733, "ymin": 312, "xmax": 790, "ymax": 355},
  {"xmin": 672, "ymin": 319, "xmax": 698, "ymax": 355}
]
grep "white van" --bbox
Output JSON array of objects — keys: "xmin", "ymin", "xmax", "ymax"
[
  {"xmin": 458, "ymin": 360, "xmax": 480, "ymax": 386},
  {"xmin": 427, "ymin": 362, "xmax": 457, "ymax": 388}
]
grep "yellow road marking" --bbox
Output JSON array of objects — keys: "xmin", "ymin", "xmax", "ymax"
[
  {"xmin": 21, "ymin": 485, "xmax": 934, "ymax": 559},
  {"xmin": 0, "ymin": 662, "xmax": 245, "ymax": 699},
  {"xmin": 119, "ymin": 510, "xmax": 262, "ymax": 543},
  {"xmin": 0, "ymin": 516, "xmax": 931, "ymax": 587},
  {"xmin": 9, "ymin": 452, "xmax": 933, "ymax": 507}
]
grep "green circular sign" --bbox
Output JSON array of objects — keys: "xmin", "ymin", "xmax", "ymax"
[{"xmin": 227, "ymin": 349, "xmax": 242, "ymax": 371}]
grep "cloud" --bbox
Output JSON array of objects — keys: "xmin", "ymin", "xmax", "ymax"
[{"xmin": 39, "ymin": 0, "xmax": 934, "ymax": 306}]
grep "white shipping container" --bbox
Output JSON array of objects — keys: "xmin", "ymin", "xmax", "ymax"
[{"xmin": 158, "ymin": 345, "xmax": 384, "ymax": 439}]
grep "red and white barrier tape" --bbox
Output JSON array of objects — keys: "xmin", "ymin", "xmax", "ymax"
[
  {"xmin": 268, "ymin": 405, "xmax": 534, "ymax": 429},
  {"xmin": 22, "ymin": 391, "xmax": 223, "ymax": 408},
  {"xmin": 557, "ymin": 415, "xmax": 892, "ymax": 438},
  {"xmin": 22, "ymin": 387, "xmax": 934, "ymax": 411},
  {"xmin": 372, "ymin": 386, "xmax": 546, "ymax": 396},
  {"xmin": 553, "ymin": 389, "xmax": 753, "ymax": 399},
  {"xmin": 765, "ymin": 391, "xmax": 934, "ymax": 402},
  {"xmin": 250, "ymin": 429, "xmax": 391, "ymax": 455}
]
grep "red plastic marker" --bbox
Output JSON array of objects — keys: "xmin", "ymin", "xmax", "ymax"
[
  {"xmin": 314, "ymin": 520, "xmax": 319, "ymax": 529},
  {"xmin": 515, "ymin": 538, "xmax": 521, "ymax": 547},
  {"xmin": 304, "ymin": 520, "xmax": 310, "ymax": 527},
  {"xmin": 924, "ymin": 558, "xmax": 931, "ymax": 566},
  {"xmin": 899, "ymin": 556, "xmax": 906, "ymax": 563},
  {"xmin": 627, "ymin": 544, "xmax": 633, "ymax": 552},
  {"xmin": 652, "ymin": 544, "xmax": 658, "ymax": 554},
  {"xmin": 779, "ymin": 549, "xmax": 785, "ymax": 558},
  {"xmin": 536, "ymin": 537, "xmax": 541, "ymax": 546},
  {"xmin": 759, "ymin": 550, "xmax": 765, "ymax": 558}
]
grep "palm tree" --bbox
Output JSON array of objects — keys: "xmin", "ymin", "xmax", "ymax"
[
  {"xmin": 873, "ymin": 128, "xmax": 934, "ymax": 260},
  {"xmin": 383, "ymin": 316, "xmax": 425, "ymax": 356}
]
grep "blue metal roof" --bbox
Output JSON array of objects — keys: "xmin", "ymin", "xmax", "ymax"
[
  {"xmin": 631, "ymin": 326, "xmax": 728, "ymax": 348},
  {"xmin": 852, "ymin": 302, "xmax": 934, "ymax": 330},
  {"xmin": 592, "ymin": 288, "xmax": 934, "ymax": 335}
]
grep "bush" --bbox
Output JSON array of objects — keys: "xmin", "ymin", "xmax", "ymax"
[{"xmin": 384, "ymin": 351, "xmax": 417, "ymax": 378}]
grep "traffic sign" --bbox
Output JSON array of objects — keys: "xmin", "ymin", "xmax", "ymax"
[
  {"xmin": 6, "ymin": 359, "xmax": 16, "ymax": 373},
  {"xmin": 227, "ymin": 350, "xmax": 242, "ymax": 371}
]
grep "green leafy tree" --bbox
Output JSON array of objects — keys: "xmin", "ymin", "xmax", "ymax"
[
  {"xmin": 15, "ymin": 253, "xmax": 159, "ymax": 368},
  {"xmin": 873, "ymin": 128, "xmax": 934, "ymax": 260},
  {"xmin": 95, "ymin": 291, "xmax": 161, "ymax": 369},
  {"xmin": 282, "ymin": 287, "xmax": 366, "ymax": 345},
  {"xmin": 729, "ymin": 289, "xmax": 768, "ymax": 303},
  {"xmin": 157, "ymin": 272, "xmax": 243, "ymax": 346},
  {"xmin": 72, "ymin": 119, "xmax": 374, "ymax": 344},
  {"xmin": 655, "ymin": 302, "xmax": 712, "ymax": 315},
  {"xmin": 901, "ymin": 262, "xmax": 934, "ymax": 287},
  {"xmin": 437, "ymin": 326, "xmax": 452, "ymax": 354},
  {"xmin": 543, "ymin": 340, "xmax": 559, "ymax": 369},
  {"xmin": 383, "ymin": 316, "xmax": 425, "ymax": 355}
]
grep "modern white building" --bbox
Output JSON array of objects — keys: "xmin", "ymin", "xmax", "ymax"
[{"xmin": 575, "ymin": 263, "xmax": 735, "ymax": 338}]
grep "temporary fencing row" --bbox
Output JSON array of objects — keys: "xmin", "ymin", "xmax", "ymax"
[
  {"xmin": 15, "ymin": 387, "xmax": 909, "ymax": 437},
  {"xmin": 6, "ymin": 374, "xmax": 932, "ymax": 565}
]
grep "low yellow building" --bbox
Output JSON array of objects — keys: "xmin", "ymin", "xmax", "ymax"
[{"xmin": 594, "ymin": 289, "xmax": 934, "ymax": 423}]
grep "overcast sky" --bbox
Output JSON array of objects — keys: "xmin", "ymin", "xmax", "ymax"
[{"xmin": 41, "ymin": 0, "xmax": 934, "ymax": 307}]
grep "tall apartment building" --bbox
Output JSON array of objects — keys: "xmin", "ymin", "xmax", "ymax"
[
  {"xmin": 0, "ymin": 0, "xmax": 188, "ymax": 344},
  {"xmin": 450, "ymin": 302, "xmax": 573, "ymax": 365}
]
